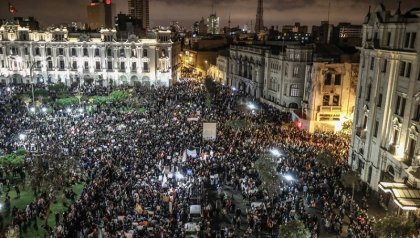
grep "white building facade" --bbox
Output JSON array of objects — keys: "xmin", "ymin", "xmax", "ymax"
[
  {"xmin": 0, "ymin": 21, "xmax": 173, "ymax": 87},
  {"xmin": 350, "ymin": 5, "xmax": 420, "ymax": 210},
  {"xmin": 263, "ymin": 45, "xmax": 313, "ymax": 109}
]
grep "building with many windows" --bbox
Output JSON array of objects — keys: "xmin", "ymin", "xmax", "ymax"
[
  {"xmin": 349, "ymin": 4, "xmax": 420, "ymax": 211},
  {"xmin": 299, "ymin": 61, "xmax": 359, "ymax": 132},
  {"xmin": 0, "ymin": 21, "xmax": 174, "ymax": 87}
]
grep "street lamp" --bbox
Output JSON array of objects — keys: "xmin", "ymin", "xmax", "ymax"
[
  {"xmin": 270, "ymin": 148, "xmax": 282, "ymax": 157},
  {"xmin": 247, "ymin": 102, "xmax": 257, "ymax": 110},
  {"xmin": 283, "ymin": 174, "xmax": 294, "ymax": 181},
  {"xmin": 19, "ymin": 133, "xmax": 26, "ymax": 141},
  {"xmin": 29, "ymin": 107, "xmax": 36, "ymax": 113}
]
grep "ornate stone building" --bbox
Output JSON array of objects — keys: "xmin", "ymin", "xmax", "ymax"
[
  {"xmin": 228, "ymin": 44, "xmax": 312, "ymax": 110},
  {"xmin": 0, "ymin": 21, "xmax": 174, "ymax": 87},
  {"xmin": 349, "ymin": 4, "xmax": 420, "ymax": 211},
  {"xmin": 300, "ymin": 62, "xmax": 359, "ymax": 132},
  {"xmin": 228, "ymin": 45, "xmax": 266, "ymax": 98}
]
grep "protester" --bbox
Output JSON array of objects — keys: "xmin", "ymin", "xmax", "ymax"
[{"xmin": 0, "ymin": 80, "xmax": 375, "ymax": 237}]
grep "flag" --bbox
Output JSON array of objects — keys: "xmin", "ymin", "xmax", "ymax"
[{"xmin": 8, "ymin": 2, "xmax": 17, "ymax": 13}]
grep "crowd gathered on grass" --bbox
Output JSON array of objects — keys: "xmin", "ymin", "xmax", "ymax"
[{"xmin": 0, "ymin": 80, "xmax": 414, "ymax": 238}]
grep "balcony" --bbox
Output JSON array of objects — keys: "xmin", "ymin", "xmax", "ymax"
[
  {"xmin": 356, "ymin": 127, "xmax": 367, "ymax": 139},
  {"xmin": 320, "ymin": 106, "xmax": 342, "ymax": 112}
]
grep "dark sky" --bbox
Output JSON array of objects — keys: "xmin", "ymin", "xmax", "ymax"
[{"xmin": 1, "ymin": 0, "xmax": 419, "ymax": 29}]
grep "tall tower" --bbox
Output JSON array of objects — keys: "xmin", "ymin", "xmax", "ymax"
[
  {"xmin": 255, "ymin": 0, "xmax": 264, "ymax": 33},
  {"xmin": 128, "ymin": 0, "xmax": 150, "ymax": 29}
]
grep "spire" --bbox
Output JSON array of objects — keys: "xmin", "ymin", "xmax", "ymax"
[
  {"xmin": 254, "ymin": 0, "xmax": 264, "ymax": 33},
  {"xmin": 395, "ymin": 1, "xmax": 402, "ymax": 15},
  {"xmin": 228, "ymin": 12, "xmax": 231, "ymax": 29}
]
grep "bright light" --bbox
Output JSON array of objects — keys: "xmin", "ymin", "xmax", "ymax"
[
  {"xmin": 335, "ymin": 115, "xmax": 347, "ymax": 132},
  {"xmin": 283, "ymin": 174, "xmax": 294, "ymax": 181},
  {"xmin": 270, "ymin": 148, "xmax": 282, "ymax": 157},
  {"xmin": 41, "ymin": 107, "xmax": 47, "ymax": 113},
  {"xmin": 247, "ymin": 103, "xmax": 257, "ymax": 110},
  {"xmin": 231, "ymin": 87, "xmax": 237, "ymax": 91},
  {"xmin": 6, "ymin": 87, "xmax": 11, "ymax": 92},
  {"xmin": 78, "ymin": 108, "xmax": 84, "ymax": 113},
  {"xmin": 66, "ymin": 108, "xmax": 72, "ymax": 113},
  {"xmin": 29, "ymin": 107, "xmax": 35, "ymax": 113},
  {"xmin": 396, "ymin": 145, "xmax": 405, "ymax": 157},
  {"xmin": 19, "ymin": 134, "xmax": 26, "ymax": 140}
]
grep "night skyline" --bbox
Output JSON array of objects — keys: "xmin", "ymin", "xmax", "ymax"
[{"xmin": 1, "ymin": 0, "xmax": 418, "ymax": 29}]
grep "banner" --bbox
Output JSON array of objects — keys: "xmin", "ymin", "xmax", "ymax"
[
  {"xmin": 186, "ymin": 149, "xmax": 197, "ymax": 158},
  {"xmin": 203, "ymin": 122, "xmax": 217, "ymax": 141}
]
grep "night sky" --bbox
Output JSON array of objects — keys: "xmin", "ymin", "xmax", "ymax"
[{"xmin": 1, "ymin": 0, "xmax": 419, "ymax": 29}]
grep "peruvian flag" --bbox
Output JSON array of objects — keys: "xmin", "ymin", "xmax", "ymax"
[{"xmin": 9, "ymin": 2, "xmax": 17, "ymax": 13}]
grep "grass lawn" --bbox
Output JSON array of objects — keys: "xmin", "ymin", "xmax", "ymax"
[{"xmin": 0, "ymin": 182, "xmax": 84, "ymax": 238}]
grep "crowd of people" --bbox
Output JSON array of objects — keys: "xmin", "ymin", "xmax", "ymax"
[{"xmin": 0, "ymin": 80, "xmax": 392, "ymax": 237}]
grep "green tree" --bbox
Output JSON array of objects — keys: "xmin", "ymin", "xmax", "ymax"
[
  {"xmin": 110, "ymin": 90, "xmax": 129, "ymax": 102},
  {"xmin": 56, "ymin": 97, "xmax": 79, "ymax": 107},
  {"xmin": 340, "ymin": 170, "xmax": 361, "ymax": 199},
  {"xmin": 204, "ymin": 77, "xmax": 217, "ymax": 96},
  {"xmin": 279, "ymin": 220, "xmax": 311, "ymax": 238},
  {"xmin": 91, "ymin": 96, "xmax": 111, "ymax": 105},
  {"xmin": 373, "ymin": 215, "xmax": 416, "ymax": 238},
  {"xmin": 255, "ymin": 158, "xmax": 279, "ymax": 198},
  {"xmin": 0, "ymin": 149, "xmax": 26, "ymax": 170}
]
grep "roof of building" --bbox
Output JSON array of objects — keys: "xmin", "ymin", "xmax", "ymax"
[{"xmin": 379, "ymin": 182, "xmax": 420, "ymax": 210}]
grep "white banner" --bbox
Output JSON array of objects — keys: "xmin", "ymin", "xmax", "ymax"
[
  {"xmin": 203, "ymin": 122, "xmax": 217, "ymax": 141},
  {"xmin": 186, "ymin": 149, "xmax": 197, "ymax": 158}
]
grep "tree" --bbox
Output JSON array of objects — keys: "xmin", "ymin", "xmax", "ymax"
[
  {"xmin": 255, "ymin": 158, "xmax": 280, "ymax": 198},
  {"xmin": 110, "ymin": 90, "xmax": 129, "ymax": 102},
  {"xmin": 0, "ymin": 149, "xmax": 26, "ymax": 172},
  {"xmin": 317, "ymin": 151, "xmax": 336, "ymax": 168},
  {"xmin": 20, "ymin": 95, "xmax": 32, "ymax": 107},
  {"xmin": 279, "ymin": 220, "xmax": 311, "ymax": 238},
  {"xmin": 373, "ymin": 215, "xmax": 416, "ymax": 238},
  {"xmin": 340, "ymin": 170, "xmax": 361, "ymax": 199},
  {"xmin": 56, "ymin": 97, "xmax": 79, "ymax": 107},
  {"xmin": 204, "ymin": 77, "xmax": 218, "ymax": 96}
]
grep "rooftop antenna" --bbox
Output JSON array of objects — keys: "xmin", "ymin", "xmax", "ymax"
[{"xmin": 228, "ymin": 12, "xmax": 231, "ymax": 28}]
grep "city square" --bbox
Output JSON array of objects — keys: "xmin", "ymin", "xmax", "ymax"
[{"xmin": 0, "ymin": 0, "xmax": 420, "ymax": 238}]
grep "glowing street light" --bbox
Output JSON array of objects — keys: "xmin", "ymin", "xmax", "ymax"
[
  {"xmin": 29, "ymin": 107, "xmax": 36, "ymax": 113},
  {"xmin": 19, "ymin": 134, "xmax": 26, "ymax": 141},
  {"xmin": 283, "ymin": 174, "xmax": 294, "ymax": 181},
  {"xmin": 270, "ymin": 148, "xmax": 282, "ymax": 157},
  {"xmin": 247, "ymin": 102, "xmax": 257, "ymax": 110},
  {"xmin": 66, "ymin": 108, "xmax": 72, "ymax": 113},
  {"xmin": 41, "ymin": 107, "xmax": 47, "ymax": 113}
]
